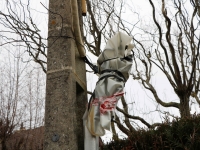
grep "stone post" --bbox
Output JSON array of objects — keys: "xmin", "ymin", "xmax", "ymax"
[{"xmin": 44, "ymin": 0, "xmax": 87, "ymax": 149}]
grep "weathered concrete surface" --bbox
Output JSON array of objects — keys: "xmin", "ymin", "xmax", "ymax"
[{"xmin": 44, "ymin": 0, "xmax": 87, "ymax": 149}]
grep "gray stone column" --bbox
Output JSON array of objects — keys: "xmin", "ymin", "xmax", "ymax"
[{"xmin": 44, "ymin": 0, "xmax": 87, "ymax": 149}]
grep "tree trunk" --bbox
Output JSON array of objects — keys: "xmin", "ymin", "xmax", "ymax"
[
  {"xmin": 179, "ymin": 95, "xmax": 190, "ymax": 118},
  {"xmin": 111, "ymin": 121, "xmax": 119, "ymax": 141},
  {"xmin": 1, "ymin": 139, "xmax": 7, "ymax": 150}
]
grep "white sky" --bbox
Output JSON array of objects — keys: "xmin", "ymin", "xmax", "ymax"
[
  {"xmin": 31, "ymin": 0, "xmax": 199, "ymax": 139},
  {"xmin": 1, "ymin": 0, "xmax": 199, "ymax": 141},
  {"xmin": 85, "ymin": 0, "xmax": 200, "ymax": 137}
]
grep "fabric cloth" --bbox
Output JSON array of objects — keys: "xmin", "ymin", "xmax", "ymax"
[{"xmin": 83, "ymin": 32, "xmax": 133, "ymax": 150}]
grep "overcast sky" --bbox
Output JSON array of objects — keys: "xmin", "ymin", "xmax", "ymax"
[{"xmin": 1, "ymin": 0, "xmax": 199, "ymax": 140}]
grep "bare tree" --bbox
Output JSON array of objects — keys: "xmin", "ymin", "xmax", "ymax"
[
  {"xmin": 0, "ymin": 0, "xmax": 170, "ymax": 140},
  {"xmin": 190, "ymin": 0, "xmax": 200, "ymax": 16},
  {"xmin": 1, "ymin": 0, "xmax": 200, "ymax": 141},
  {"xmin": 83, "ymin": 0, "xmax": 161, "ymax": 135},
  {"xmin": 0, "ymin": 0, "xmax": 47, "ymax": 73},
  {"xmin": 83, "ymin": 0, "xmax": 200, "ymax": 139},
  {"xmin": 131, "ymin": 0, "xmax": 200, "ymax": 118},
  {"xmin": 83, "ymin": 0, "xmax": 115, "ymax": 56},
  {"xmin": 0, "ymin": 48, "xmax": 45, "ymax": 149},
  {"xmin": 23, "ymin": 67, "xmax": 45, "ymax": 129},
  {"xmin": 0, "ymin": 49, "xmax": 27, "ymax": 150}
]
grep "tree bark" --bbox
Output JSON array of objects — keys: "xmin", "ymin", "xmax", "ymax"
[
  {"xmin": 179, "ymin": 95, "xmax": 190, "ymax": 118},
  {"xmin": 1, "ymin": 139, "xmax": 7, "ymax": 150}
]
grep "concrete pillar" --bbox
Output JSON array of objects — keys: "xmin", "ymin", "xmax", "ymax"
[{"xmin": 44, "ymin": 0, "xmax": 87, "ymax": 149}]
